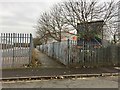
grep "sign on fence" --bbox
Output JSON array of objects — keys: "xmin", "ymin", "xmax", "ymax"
[{"xmin": 0, "ymin": 33, "xmax": 33, "ymax": 68}]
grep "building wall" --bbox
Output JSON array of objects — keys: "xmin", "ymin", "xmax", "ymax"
[
  {"xmin": 77, "ymin": 20, "xmax": 104, "ymax": 39},
  {"xmin": 46, "ymin": 32, "xmax": 77, "ymax": 44}
]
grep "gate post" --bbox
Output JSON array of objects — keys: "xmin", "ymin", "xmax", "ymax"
[{"xmin": 67, "ymin": 39, "xmax": 70, "ymax": 65}]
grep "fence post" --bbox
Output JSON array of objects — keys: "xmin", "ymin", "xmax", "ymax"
[
  {"xmin": 29, "ymin": 33, "xmax": 33, "ymax": 64},
  {"xmin": 13, "ymin": 33, "xmax": 15, "ymax": 67},
  {"xmin": 67, "ymin": 39, "xmax": 70, "ymax": 65},
  {"xmin": 52, "ymin": 42, "xmax": 54, "ymax": 58}
]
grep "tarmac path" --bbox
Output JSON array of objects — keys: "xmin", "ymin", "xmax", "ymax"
[{"xmin": 35, "ymin": 49, "xmax": 65, "ymax": 68}]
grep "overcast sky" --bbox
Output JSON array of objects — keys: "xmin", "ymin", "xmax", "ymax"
[
  {"xmin": 0, "ymin": 0, "xmax": 119, "ymax": 37},
  {"xmin": 0, "ymin": 0, "xmax": 65, "ymax": 37}
]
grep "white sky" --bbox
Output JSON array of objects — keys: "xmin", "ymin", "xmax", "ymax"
[{"xmin": 0, "ymin": 0, "xmax": 119, "ymax": 37}]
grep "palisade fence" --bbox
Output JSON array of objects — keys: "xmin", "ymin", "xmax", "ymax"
[
  {"xmin": 37, "ymin": 39, "xmax": 120, "ymax": 67},
  {"xmin": 0, "ymin": 33, "xmax": 33, "ymax": 68}
]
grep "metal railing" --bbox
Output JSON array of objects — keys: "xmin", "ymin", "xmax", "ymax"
[
  {"xmin": 37, "ymin": 39, "xmax": 120, "ymax": 67},
  {"xmin": 0, "ymin": 33, "xmax": 33, "ymax": 68}
]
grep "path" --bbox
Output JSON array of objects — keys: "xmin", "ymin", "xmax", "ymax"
[{"xmin": 35, "ymin": 49, "xmax": 65, "ymax": 68}]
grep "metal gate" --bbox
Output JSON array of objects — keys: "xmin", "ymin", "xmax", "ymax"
[{"xmin": 0, "ymin": 33, "xmax": 33, "ymax": 68}]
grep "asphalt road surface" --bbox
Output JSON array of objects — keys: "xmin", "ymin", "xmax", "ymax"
[{"xmin": 2, "ymin": 76, "xmax": 119, "ymax": 88}]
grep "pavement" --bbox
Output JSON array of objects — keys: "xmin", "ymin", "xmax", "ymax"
[
  {"xmin": 2, "ymin": 76, "xmax": 119, "ymax": 88},
  {"xmin": 1, "ymin": 49, "xmax": 120, "ymax": 79},
  {"xmin": 1, "ymin": 67, "xmax": 119, "ymax": 79}
]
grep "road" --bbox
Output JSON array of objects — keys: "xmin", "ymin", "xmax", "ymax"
[{"xmin": 2, "ymin": 76, "xmax": 119, "ymax": 88}]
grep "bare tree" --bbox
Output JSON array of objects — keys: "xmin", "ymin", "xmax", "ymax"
[
  {"xmin": 36, "ymin": 12, "xmax": 53, "ymax": 44},
  {"xmin": 36, "ymin": 0, "xmax": 118, "ymax": 44},
  {"xmin": 36, "ymin": 4, "xmax": 67, "ymax": 43},
  {"xmin": 61, "ymin": 0, "xmax": 118, "ymax": 40}
]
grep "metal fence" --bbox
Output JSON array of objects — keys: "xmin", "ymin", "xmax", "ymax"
[
  {"xmin": 0, "ymin": 33, "xmax": 33, "ymax": 68},
  {"xmin": 37, "ymin": 39, "xmax": 120, "ymax": 67}
]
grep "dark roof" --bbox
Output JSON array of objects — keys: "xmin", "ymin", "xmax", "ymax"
[{"xmin": 77, "ymin": 20, "xmax": 104, "ymax": 25}]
